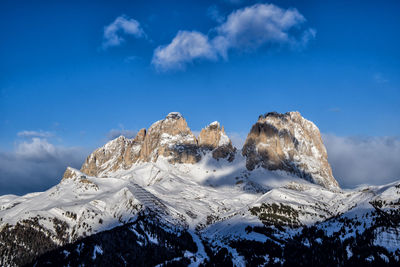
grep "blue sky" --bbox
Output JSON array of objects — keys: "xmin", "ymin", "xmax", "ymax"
[{"xmin": 1, "ymin": 0, "xmax": 400, "ymax": 194}]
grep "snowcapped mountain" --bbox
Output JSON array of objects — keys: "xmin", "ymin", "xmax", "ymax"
[{"xmin": 0, "ymin": 112, "xmax": 399, "ymax": 266}]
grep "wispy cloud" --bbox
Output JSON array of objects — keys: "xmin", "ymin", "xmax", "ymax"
[
  {"xmin": 17, "ymin": 130, "xmax": 54, "ymax": 138},
  {"xmin": 223, "ymin": 0, "xmax": 244, "ymax": 5},
  {"xmin": 152, "ymin": 3, "xmax": 315, "ymax": 71},
  {"xmin": 102, "ymin": 15, "xmax": 145, "ymax": 49},
  {"xmin": 323, "ymin": 134, "xmax": 400, "ymax": 188},
  {"xmin": 124, "ymin": 55, "xmax": 140, "ymax": 63},
  {"xmin": 373, "ymin": 72, "xmax": 389, "ymax": 84},
  {"xmin": 207, "ymin": 5, "xmax": 224, "ymax": 23},
  {"xmin": 328, "ymin": 107, "xmax": 341, "ymax": 113}
]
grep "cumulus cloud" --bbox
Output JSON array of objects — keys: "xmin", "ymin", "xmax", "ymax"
[
  {"xmin": 215, "ymin": 4, "xmax": 307, "ymax": 51},
  {"xmin": 17, "ymin": 130, "xmax": 53, "ymax": 138},
  {"xmin": 152, "ymin": 3, "xmax": 315, "ymax": 71},
  {"xmin": 152, "ymin": 31, "xmax": 217, "ymax": 71},
  {"xmin": 102, "ymin": 15, "xmax": 145, "ymax": 49},
  {"xmin": 323, "ymin": 134, "xmax": 400, "ymax": 188},
  {"xmin": 16, "ymin": 137, "xmax": 57, "ymax": 159},
  {"xmin": 0, "ymin": 138, "xmax": 87, "ymax": 196}
]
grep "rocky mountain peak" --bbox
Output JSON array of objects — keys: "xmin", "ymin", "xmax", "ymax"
[
  {"xmin": 67, "ymin": 111, "xmax": 337, "ymax": 188},
  {"xmin": 76, "ymin": 131, "xmax": 146, "ymax": 178},
  {"xmin": 198, "ymin": 121, "xmax": 236, "ymax": 161},
  {"xmin": 138, "ymin": 112, "xmax": 199, "ymax": 164},
  {"xmin": 69, "ymin": 113, "xmax": 204, "ymax": 179},
  {"xmin": 198, "ymin": 121, "xmax": 224, "ymax": 148},
  {"xmin": 165, "ymin": 111, "xmax": 183, "ymax": 120},
  {"xmin": 242, "ymin": 111, "xmax": 339, "ymax": 188}
]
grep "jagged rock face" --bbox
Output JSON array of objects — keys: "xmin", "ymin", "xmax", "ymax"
[
  {"xmin": 76, "ymin": 113, "xmax": 205, "ymax": 177},
  {"xmin": 242, "ymin": 112, "xmax": 339, "ymax": 188},
  {"xmin": 62, "ymin": 167, "xmax": 82, "ymax": 180},
  {"xmin": 198, "ymin": 121, "xmax": 236, "ymax": 162},
  {"xmin": 139, "ymin": 112, "xmax": 200, "ymax": 164},
  {"xmin": 79, "ymin": 130, "xmax": 146, "ymax": 177},
  {"xmin": 75, "ymin": 113, "xmax": 239, "ymax": 178}
]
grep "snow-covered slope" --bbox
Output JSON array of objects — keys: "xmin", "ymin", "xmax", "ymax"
[
  {"xmin": 1, "ymin": 153, "xmax": 399, "ymax": 266},
  {"xmin": 1, "ymin": 112, "xmax": 399, "ymax": 266}
]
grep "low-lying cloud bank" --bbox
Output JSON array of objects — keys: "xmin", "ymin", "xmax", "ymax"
[
  {"xmin": 1, "ymin": 132, "xmax": 398, "ymax": 196},
  {"xmin": 227, "ymin": 133, "xmax": 400, "ymax": 188},
  {"xmin": 0, "ymin": 138, "xmax": 86, "ymax": 196},
  {"xmin": 323, "ymin": 134, "xmax": 400, "ymax": 188}
]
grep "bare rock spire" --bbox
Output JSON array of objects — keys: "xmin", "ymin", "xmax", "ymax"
[
  {"xmin": 198, "ymin": 121, "xmax": 236, "ymax": 161},
  {"xmin": 242, "ymin": 111, "xmax": 339, "ymax": 188},
  {"xmin": 138, "ymin": 112, "xmax": 200, "ymax": 164}
]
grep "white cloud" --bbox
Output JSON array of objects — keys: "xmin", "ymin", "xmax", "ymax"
[
  {"xmin": 17, "ymin": 130, "xmax": 53, "ymax": 138},
  {"xmin": 152, "ymin": 3, "xmax": 315, "ymax": 71},
  {"xmin": 215, "ymin": 4, "xmax": 306, "ymax": 51},
  {"xmin": 102, "ymin": 15, "xmax": 145, "ymax": 49},
  {"xmin": 152, "ymin": 31, "xmax": 217, "ymax": 71},
  {"xmin": 323, "ymin": 134, "xmax": 400, "ymax": 188},
  {"xmin": 16, "ymin": 138, "xmax": 57, "ymax": 159}
]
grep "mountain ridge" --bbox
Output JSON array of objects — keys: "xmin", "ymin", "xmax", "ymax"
[
  {"xmin": 1, "ymin": 112, "xmax": 399, "ymax": 266},
  {"xmin": 67, "ymin": 111, "xmax": 339, "ymax": 189}
]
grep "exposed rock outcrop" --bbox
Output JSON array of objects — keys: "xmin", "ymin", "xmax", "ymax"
[
  {"xmin": 138, "ymin": 112, "xmax": 200, "ymax": 164},
  {"xmin": 198, "ymin": 121, "xmax": 236, "ymax": 162},
  {"xmin": 78, "ymin": 113, "xmax": 202, "ymax": 177},
  {"xmin": 62, "ymin": 167, "xmax": 82, "ymax": 180},
  {"xmin": 73, "ymin": 111, "xmax": 337, "ymax": 189},
  {"xmin": 242, "ymin": 112, "xmax": 339, "ymax": 188},
  {"xmin": 80, "ymin": 130, "xmax": 146, "ymax": 177}
]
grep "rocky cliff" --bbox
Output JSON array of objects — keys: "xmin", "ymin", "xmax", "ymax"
[
  {"xmin": 78, "ymin": 130, "xmax": 145, "ymax": 177},
  {"xmin": 64, "ymin": 113, "xmax": 236, "ymax": 179},
  {"xmin": 198, "ymin": 121, "xmax": 236, "ymax": 162},
  {"xmin": 242, "ymin": 111, "xmax": 339, "ymax": 188},
  {"xmin": 138, "ymin": 112, "xmax": 200, "ymax": 164},
  {"xmin": 65, "ymin": 111, "xmax": 338, "ymax": 189}
]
